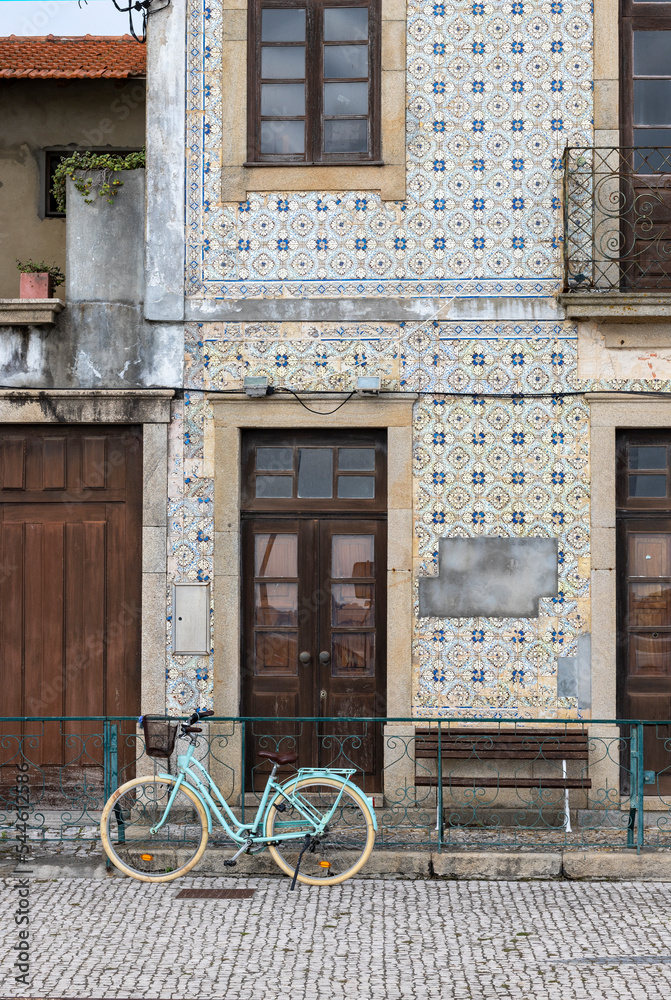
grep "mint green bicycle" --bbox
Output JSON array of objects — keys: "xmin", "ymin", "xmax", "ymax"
[{"xmin": 100, "ymin": 710, "xmax": 377, "ymax": 886}]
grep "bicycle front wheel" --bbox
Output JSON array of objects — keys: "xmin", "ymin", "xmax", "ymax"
[
  {"xmin": 101, "ymin": 776, "xmax": 209, "ymax": 883},
  {"xmin": 264, "ymin": 777, "xmax": 375, "ymax": 886}
]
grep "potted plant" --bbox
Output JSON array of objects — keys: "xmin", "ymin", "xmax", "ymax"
[{"xmin": 16, "ymin": 259, "xmax": 65, "ymax": 299}]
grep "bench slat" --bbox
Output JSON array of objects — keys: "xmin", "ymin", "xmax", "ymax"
[{"xmin": 415, "ymin": 776, "xmax": 592, "ymax": 789}]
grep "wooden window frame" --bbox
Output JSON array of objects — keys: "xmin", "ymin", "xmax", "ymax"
[
  {"xmin": 620, "ymin": 2, "xmax": 671, "ymax": 149},
  {"xmin": 241, "ymin": 428, "xmax": 387, "ymax": 513},
  {"xmin": 247, "ymin": 0, "xmax": 381, "ymax": 165},
  {"xmin": 616, "ymin": 429, "xmax": 671, "ymax": 510}
]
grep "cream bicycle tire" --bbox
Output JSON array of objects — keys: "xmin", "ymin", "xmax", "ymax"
[
  {"xmin": 101, "ymin": 775, "xmax": 209, "ymax": 883},
  {"xmin": 264, "ymin": 776, "xmax": 375, "ymax": 886}
]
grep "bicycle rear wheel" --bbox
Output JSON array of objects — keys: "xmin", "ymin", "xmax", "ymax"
[
  {"xmin": 101, "ymin": 776, "xmax": 208, "ymax": 883},
  {"xmin": 264, "ymin": 776, "xmax": 375, "ymax": 886}
]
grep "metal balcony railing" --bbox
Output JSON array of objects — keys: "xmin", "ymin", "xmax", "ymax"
[{"xmin": 563, "ymin": 146, "xmax": 671, "ymax": 292}]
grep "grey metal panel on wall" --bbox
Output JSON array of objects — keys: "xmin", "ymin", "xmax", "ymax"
[
  {"xmin": 172, "ymin": 583, "xmax": 211, "ymax": 655},
  {"xmin": 418, "ymin": 536, "xmax": 559, "ymax": 619}
]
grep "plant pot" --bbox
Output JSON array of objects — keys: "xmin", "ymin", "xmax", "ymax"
[{"xmin": 19, "ymin": 272, "xmax": 52, "ymax": 298}]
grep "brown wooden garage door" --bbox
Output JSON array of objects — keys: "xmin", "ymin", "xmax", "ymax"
[{"xmin": 0, "ymin": 426, "xmax": 142, "ymax": 778}]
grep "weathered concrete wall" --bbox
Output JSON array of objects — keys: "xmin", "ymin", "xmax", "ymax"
[{"xmin": 0, "ymin": 77, "xmax": 145, "ymax": 299}]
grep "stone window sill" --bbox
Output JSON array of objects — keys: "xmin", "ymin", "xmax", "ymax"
[
  {"xmin": 0, "ymin": 299, "xmax": 64, "ymax": 325},
  {"xmin": 560, "ymin": 292, "xmax": 671, "ymax": 324}
]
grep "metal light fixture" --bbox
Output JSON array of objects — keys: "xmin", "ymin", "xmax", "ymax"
[
  {"xmin": 356, "ymin": 375, "xmax": 381, "ymax": 394},
  {"xmin": 244, "ymin": 376, "xmax": 269, "ymax": 397}
]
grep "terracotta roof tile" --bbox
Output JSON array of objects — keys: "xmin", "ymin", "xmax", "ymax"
[{"xmin": 0, "ymin": 35, "xmax": 146, "ymax": 79}]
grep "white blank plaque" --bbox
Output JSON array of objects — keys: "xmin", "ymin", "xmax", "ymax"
[{"xmin": 172, "ymin": 583, "xmax": 210, "ymax": 655}]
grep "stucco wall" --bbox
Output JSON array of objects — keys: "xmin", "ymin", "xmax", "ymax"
[{"xmin": 0, "ymin": 77, "xmax": 145, "ymax": 299}]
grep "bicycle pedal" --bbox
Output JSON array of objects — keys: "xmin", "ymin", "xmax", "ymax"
[{"xmin": 223, "ymin": 859, "xmax": 237, "ymax": 868}]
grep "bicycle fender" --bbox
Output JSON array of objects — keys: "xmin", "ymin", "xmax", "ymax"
[{"xmin": 156, "ymin": 771, "xmax": 213, "ymax": 834}]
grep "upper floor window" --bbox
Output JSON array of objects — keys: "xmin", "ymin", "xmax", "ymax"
[
  {"xmin": 247, "ymin": 0, "xmax": 381, "ymax": 165},
  {"xmin": 621, "ymin": 0, "xmax": 671, "ymax": 157}
]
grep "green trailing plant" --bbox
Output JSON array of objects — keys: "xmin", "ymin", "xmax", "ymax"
[
  {"xmin": 51, "ymin": 148, "xmax": 146, "ymax": 213},
  {"xmin": 15, "ymin": 259, "xmax": 65, "ymax": 287}
]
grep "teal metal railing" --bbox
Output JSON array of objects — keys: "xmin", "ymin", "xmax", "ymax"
[{"xmin": 1, "ymin": 716, "xmax": 670, "ymax": 853}]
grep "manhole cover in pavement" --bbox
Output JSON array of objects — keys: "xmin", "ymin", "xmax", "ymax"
[{"xmin": 175, "ymin": 888, "xmax": 255, "ymax": 899}]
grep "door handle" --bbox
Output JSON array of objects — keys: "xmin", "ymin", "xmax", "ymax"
[
  {"xmin": 299, "ymin": 651, "xmax": 311, "ymax": 664},
  {"xmin": 320, "ymin": 689, "xmax": 327, "ymax": 700},
  {"xmin": 319, "ymin": 651, "xmax": 330, "ymax": 664}
]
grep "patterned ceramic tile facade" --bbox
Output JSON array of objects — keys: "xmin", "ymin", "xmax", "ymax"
[{"xmin": 186, "ymin": 0, "xmax": 593, "ymax": 299}]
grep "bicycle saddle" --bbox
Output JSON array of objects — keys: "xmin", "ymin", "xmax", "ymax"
[{"xmin": 258, "ymin": 750, "xmax": 298, "ymax": 765}]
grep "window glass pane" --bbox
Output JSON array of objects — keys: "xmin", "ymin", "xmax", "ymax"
[
  {"xmin": 324, "ymin": 44, "xmax": 368, "ymax": 78},
  {"xmin": 331, "ymin": 632, "xmax": 375, "ymax": 675},
  {"xmin": 634, "ymin": 80, "xmax": 671, "ymax": 126},
  {"xmin": 324, "ymin": 81, "xmax": 368, "ymax": 115},
  {"xmin": 324, "ymin": 119, "xmax": 368, "ymax": 153},
  {"xmin": 629, "ymin": 583, "xmax": 671, "ymax": 627},
  {"xmin": 338, "ymin": 447, "xmax": 375, "ymax": 471},
  {"xmin": 261, "ymin": 83, "xmax": 305, "ymax": 116},
  {"xmin": 261, "ymin": 45, "xmax": 306, "ymax": 78},
  {"xmin": 255, "ymin": 533, "xmax": 298, "ymax": 577},
  {"xmin": 629, "ymin": 474, "xmax": 667, "ymax": 498},
  {"xmin": 324, "ymin": 7, "xmax": 369, "ymax": 40},
  {"xmin": 260, "ymin": 121, "xmax": 305, "ymax": 154},
  {"xmin": 332, "ymin": 583, "xmax": 374, "ymax": 626},
  {"xmin": 337, "ymin": 475, "xmax": 375, "ymax": 498},
  {"xmin": 629, "ymin": 446, "xmax": 666, "ymax": 470},
  {"xmin": 255, "ymin": 582, "xmax": 298, "ymax": 626},
  {"xmin": 332, "ymin": 535, "xmax": 374, "ymax": 578},
  {"xmin": 261, "ymin": 8, "xmax": 306, "ymax": 41},
  {"xmin": 256, "ymin": 474, "xmax": 294, "ymax": 497},
  {"xmin": 297, "ymin": 448, "xmax": 333, "ymax": 497},
  {"xmin": 256, "ymin": 446, "xmax": 293, "ymax": 470},
  {"xmin": 633, "ymin": 132, "xmax": 671, "ymax": 173},
  {"xmin": 255, "ymin": 632, "xmax": 298, "ymax": 674},
  {"xmin": 634, "ymin": 31, "xmax": 671, "ymax": 76},
  {"xmin": 629, "ymin": 633, "xmax": 671, "ymax": 676}
]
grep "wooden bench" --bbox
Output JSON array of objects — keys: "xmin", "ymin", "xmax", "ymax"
[{"xmin": 414, "ymin": 728, "xmax": 591, "ymax": 791}]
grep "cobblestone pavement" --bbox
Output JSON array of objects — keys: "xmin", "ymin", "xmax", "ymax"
[{"xmin": 2, "ymin": 874, "xmax": 671, "ymax": 999}]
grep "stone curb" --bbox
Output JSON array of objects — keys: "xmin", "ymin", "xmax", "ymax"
[{"xmin": 8, "ymin": 849, "xmax": 671, "ymax": 881}]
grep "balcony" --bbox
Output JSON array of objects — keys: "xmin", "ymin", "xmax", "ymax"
[{"xmin": 561, "ymin": 146, "xmax": 671, "ymax": 323}]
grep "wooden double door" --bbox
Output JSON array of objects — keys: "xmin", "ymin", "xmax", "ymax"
[
  {"xmin": 617, "ymin": 432, "xmax": 671, "ymax": 793},
  {"xmin": 241, "ymin": 430, "xmax": 387, "ymax": 791},
  {"xmin": 0, "ymin": 426, "xmax": 142, "ymax": 786}
]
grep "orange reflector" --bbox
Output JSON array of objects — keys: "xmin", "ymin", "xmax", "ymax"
[
  {"xmin": 319, "ymin": 861, "xmax": 331, "ymax": 869},
  {"xmin": 141, "ymin": 854, "xmax": 153, "ymax": 861}
]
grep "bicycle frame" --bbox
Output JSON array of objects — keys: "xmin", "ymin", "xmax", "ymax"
[{"xmin": 150, "ymin": 739, "xmax": 376, "ymax": 845}]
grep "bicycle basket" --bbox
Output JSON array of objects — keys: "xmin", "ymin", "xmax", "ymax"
[{"xmin": 142, "ymin": 716, "xmax": 178, "ymax": 759}]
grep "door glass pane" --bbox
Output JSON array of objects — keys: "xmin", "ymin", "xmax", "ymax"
[
  {"xmin": 337, "ymin": 475, "xmax": 375, "ymax": 498},
  {"xmin": 297, "ymin": 448, "xmax": 333, "ymax": 497},
  {"xmin": 633, "ymin": 31, "xmax": 671, "ymax": 76},
  {"xmin": 332, "ymin": 583, "xmax": 374, "ymax": 626},
  {"xmin": 255, "ymin": 582, "xmax": 298, "ymax": 626},
  {"xmin": 255, "ymin": 533, "xmax": 298, "ymax": 576},
  {"xmin": 332, "ymin": 535, "xmax": 374, "ymax": 577},
  {"xmin": 629, "ymin": 474, "xmax": 667, "ymax": 498},
  {"xmin": 629, "ymin": 633, "xmax": 671, "ymax": 675},
  {"xmin": 324, "ymin": 44, "xmax": 368, "ymax": 78},
  {"xmin": 331, "ymin": 632, "xmax": 375, "ymax": 675},
  {"xmin": 324, "ymin": 82, "xmax": 368, "ymax": 115},
  {"xmin": 338, "ymin": 447, "xmax": 375, "ymax": 471},
  {"xmin": 634, "ymin": 80, "xmax": 671, "ymax": 126},
  {"xmin": 324, "ymin": 120, "xmax": 368, "ymax": 153},
  {"xmin": 260, "ymin": 121, "xmax": 305, "ymax": 155},
  {"xmin": 629, "ymin": 534, "xmax": 671, "ymax": 577},
  {"xmin": 256, "ymin": 446, "xmax": 293, "ymax": 471},
  {"xmin": 261, "ymin": 8, "xmax": 306, "ymax": 41},
  {"xmin": 629, "ymin": 446, "xmax": 666, "ymax": 470},
  {"xmin": 629, "ymin": 583, "xmax": 671, "ymax": 627},
  {"xmin": 261, "ymin": 84, "xmax": 306, "ymax": 116},
  {"xmin": 256, "ymin": 474, "xmax": 294, "ymax": 497},
  {"xmin": 255, "ymin": 632, "xmax": 298, "ymax": 674},
  {"xmin": 261, "ymin": 46, "xmax": 306, "ymax": 78},
  {"xmin": 324, "ymin": 7, "xmax": 369, "ymax": 40}
]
